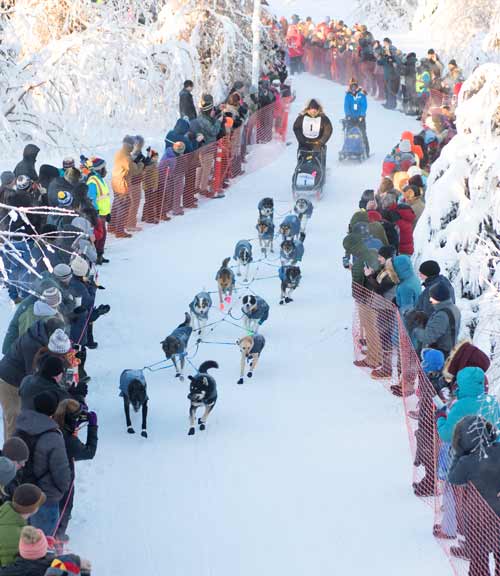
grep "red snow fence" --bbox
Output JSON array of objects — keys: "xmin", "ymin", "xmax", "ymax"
[
  {"xmin": 352, "ymin": 282, "xmax": 500, "ymax": 576},
  {"xmin": 108, "ymin": 97, "xmax": 291, "ymax": 235}
]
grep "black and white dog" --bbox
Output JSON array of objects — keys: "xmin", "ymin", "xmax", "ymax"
[
  {"xmin": 258, "ymin": 197, "xmax": 274, "ymax": 221},
  {"xmin": 189, "ymin": 292, "xmax": 213, "ymax": 342},
  {"xmin": 161, "ymin": 312, "xmax": 193, "ymax": 381},
  {"xmin": 294, "ymin": 197, "xmax": 314, "ymax": 241},
  {"xmin": 279, "ymin": 214, "xmax": 301, "ymax": 241},
  {"xmin": 256, "ymin": 217, "xmax": 275, "ymax": 256},
  {"xmin": 119, "ymin": 369, "xmax": 148, "ymax": 438},
  {"xmin": 233, "ymin": 240, "xmax": 253, "ymax": 281},
  {"xmin": 279, "ymin": 265, "xmax": 302, "ymax": 305},
  {"xmin": 187, "ymin": 360, "xmax": 219, "ymax": 436},
  {"xmin": 280, "ymin": 239, "xmax": 304, "ymax": 266},
  {"xmin": 241, "ymin": 294, "xmax": 270, "ymax": 333}
]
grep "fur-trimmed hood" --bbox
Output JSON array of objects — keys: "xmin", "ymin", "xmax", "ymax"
[{"xmin": 443, "ymin": 340, "xmax": 491, "ymax": 381}]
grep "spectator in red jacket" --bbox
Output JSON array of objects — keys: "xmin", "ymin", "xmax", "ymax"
[{"xmin": 379, "ymin": 192, "xmax": 416, "ymax": 255}]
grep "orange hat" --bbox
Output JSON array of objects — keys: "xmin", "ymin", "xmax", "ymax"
[{"xmin": 401, "ymin": 131, "xmax": 415, "ymax": 144}]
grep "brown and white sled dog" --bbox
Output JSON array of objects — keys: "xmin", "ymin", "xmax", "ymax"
[
  {"xmin": 187, "ymin": 360, "xmax": 219, "ymax": 436},
  {"xmin": 216, "ymin": 257, "xmax": 235, "ymax": 310},
  {"xmin": 237, "ymin": 335, "xmax": 266, "ymax": 385}
]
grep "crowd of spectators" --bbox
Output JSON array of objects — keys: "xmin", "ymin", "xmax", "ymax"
[{"xmin": 285, "ymin": 15, "xmax": 500, "ymax": 575}]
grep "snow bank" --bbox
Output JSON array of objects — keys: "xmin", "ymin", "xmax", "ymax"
[{"xmin": 414, "ymin": 63, "xmax": 500, "ymax": 382}]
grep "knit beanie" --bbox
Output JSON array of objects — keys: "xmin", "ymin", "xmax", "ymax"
[
  {"xmin": 378, "ymin": 245, "xmax": 394, "ymax": 260},
  {"xmin": 48, "ymin": 329, "xmax": 71, "ymax": 355},
  {"xmin": 407, "ymin": 166, "xmax": 422, "ymax": 178},
  {"xmin": 12, "ymin": 484, "xmax": 46, "ymax": 515},
  {"xmin": 421, "ymin": 348, "xmax": 445, "ymax": 374},
  {"xmin": 419, "ymin": 260, "xmax": 440, "ymax": 277},
  {"xmin": 430, "ymin": 281, "xmax": 451, "ymax": 303},
  {"xmin": 1, "ymin": 171, "xmax": 15, "ymax": 187},
  {"xmin": 173, "ymin": 141, "xmax": 186, "ymax": 154},
  {"xmin": 0, "ymin": 457, "xmax": 16, "ymax": 486},
  {"xmin": 33, "ymin": 391, "xmax": 59, "ymax": 416},
  {"xmin": 2, "ymin": 437, "xmax": 29, "ymax": 463},
  {"xmin": 71, "ymin": 217, "xmax": 93, "ymax": 236},
  {"xmin": 62, "ymin": 158, "xmax": 75, "ymax": 170},
  {"xmin": 53, "ymin": 263, "xmax": 72, "ymax": 282},
  {"xmin": 41, "ymin": 287, "xmax": 62, "ymax": 308},
  {"xmin": 91, "ymin": 157, "xmax": 106, "ymax": 171},
  {"xmin": 200, "ymin": 94, "xmax": 214, "ymax": 112},
  {"xmin": 123, "ymin": 135, "xmax": 135, "ymax": 147},
  {"xmin": 19, "ymin": 526, "xmax": 48, "ymax": 560},
  {"xmin": 70, "ymin": 255, "xmax": 89, "ymax": 278}
]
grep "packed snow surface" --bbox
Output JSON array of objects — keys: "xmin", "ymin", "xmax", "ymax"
[{"xmin": 0, "ymin": 73, "xmax": 452, "ymax": 574}]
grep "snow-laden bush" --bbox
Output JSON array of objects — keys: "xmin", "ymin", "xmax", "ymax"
[
  {"xmin": 414, "ymin": 63, "xmax": 500, "ymax": 380},
  {"xmin": 0, "ymin": 0, "xmax": 264, "ymax": 155}
]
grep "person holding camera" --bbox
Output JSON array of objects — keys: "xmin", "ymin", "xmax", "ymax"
[
  {"xmin": 52, "ymin": 399, "xmax": 98, "ymax": 542},
  {"xmin": 376, "ymin": 37, "xmax": 400, "ymax": 110}
]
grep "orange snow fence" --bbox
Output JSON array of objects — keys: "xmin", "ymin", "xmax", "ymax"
[
  {"xmin": 109, "ymin": 97, "xmax": 291, "ymax": 234},
  {"xmin": 351, "ymin": 283, "xmax": 500, "ymax": 576}
]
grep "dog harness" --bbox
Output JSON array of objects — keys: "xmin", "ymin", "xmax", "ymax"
[
  {"xmin": 119, "ymin": 369, "xmax": 148, "ymax": 400},
  {"xmin": 245, "ymin": 296, "xmax": 270, "ymax": 324},
  {"xmin": 280, "ymin": 214, "xmax": 301, "ymax": 237},
  {"xmin": 280, "ymin": 240, "xmax": 304, "ymax": 263},
  {"xmin": 233, "ymin": 239, "xmax": 253, "ymax": 262},
  {"xmin": 250, "ymin": 334, "xmax": 266, "ymax": 355}
]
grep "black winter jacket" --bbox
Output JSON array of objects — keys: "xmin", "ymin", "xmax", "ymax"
[
  {"xmin": 415, "ymin": 274, "xmax": 455, "ymax": 316},
  {"xmin": 0, "ymin": 555, "xmax": 53, "ymax": 576},
  {"xmin": 293, "ymin": 113, "xmax": 333, "ymax": 149},
  {"xmin": 448, "ymin": 415, "xmax": 500, "ymax": 516},
  {"xmin": 179, "ymin": 89, "xmax": 197, "ymax": 121},
  {"xmin": 13, "ymin": 145, "xmax": 40, "ymax": 182},
  {"xmin": 14, "ymin": 410, "xmax": 71, "ymax": 504},
  {"xmin": 63, "ymin": 424, "xmax": 98, "ymax": 475},
  {"xmin": 0, "ymin": 320, "xmax": 50, "ymax": 388},
  {"xmin": 19, "ymin": 374, "xmax": 71, "ymax": 410}
]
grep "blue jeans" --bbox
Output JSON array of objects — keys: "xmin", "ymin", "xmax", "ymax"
[{"xmin": 30, "ymin": 502, "xmax": 60, "ymax": 536}]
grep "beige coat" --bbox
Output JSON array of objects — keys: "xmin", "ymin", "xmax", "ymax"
[{"xmin": 111, "ymin": 146, "xmax": 143, "ymax": 196}]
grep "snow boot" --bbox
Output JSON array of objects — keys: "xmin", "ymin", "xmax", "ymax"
[
  {"xmin": 353, "ymin": 359, "xmax": 380, "ymax": 369},
  {"xmin": 86, "ymin": 323, "xmax": 98, "ymax": 350},
  {"xmin": 371, "ymin": 367, "xmax": 392, "ymax": 379},
  {"xmin": 412, "ymin": 476, "xmax": 435, "ymax": 497},
  {"xmin": 188, "ymin": 427, "xmax": 195, "ymax": 436},
  {"xmin": 390, "ymin": 384, "xmax": 414, "ymax": 397},
  {"xmin": 450, "ymin": 544, "xmax": 469, "ymax": 559}
]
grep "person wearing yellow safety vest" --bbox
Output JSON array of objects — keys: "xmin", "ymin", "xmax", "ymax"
[
  {"xmin": 86, "ymin": 158, "xmax": 111, "ymax": 265},
  {"xmin": 415, "ymin": 59, "xmax": 431, "ymax": 118}
]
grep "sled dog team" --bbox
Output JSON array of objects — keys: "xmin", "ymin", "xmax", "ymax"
[{"xmin": 121, "ymin": 197, "xmax": 313, "ymax": 436}]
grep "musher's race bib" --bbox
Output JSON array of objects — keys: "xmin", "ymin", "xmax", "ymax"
[{"xmin": 302, "ymin": 116, "xmax": 322, "ymax": 139}]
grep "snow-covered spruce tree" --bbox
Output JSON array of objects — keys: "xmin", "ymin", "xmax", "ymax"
[
  {"xmin": 412, "ymin": 0, "xmax": 500, "ymax": 72},
  {"xmin": 352, "ymin": 0, "xmax": 419, "ymax": 31},
  {"xmin": 0, "ymin": 0, "xmax": 271, "ymax": 153},
  {"xmin": 413, "ymin": 64, "xmax": 500, "ymax": 382}
]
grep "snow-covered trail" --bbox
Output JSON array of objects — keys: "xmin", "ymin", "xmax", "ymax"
[{"xmin": 68, "ymin": 74, "xmax": 450, "ymax": 575}]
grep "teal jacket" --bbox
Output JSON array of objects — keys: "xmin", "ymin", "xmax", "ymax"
[
  {"xmin": 393, "ymin": 255, "xmax": 421, "ymax": 312},
  {"xmin": 437, "ymin": 367, "xmax": 500, "ymax": 443}
]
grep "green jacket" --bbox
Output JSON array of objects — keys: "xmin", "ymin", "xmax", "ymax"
[
  {"xmin": 0, "ymin": 503, "xmax": 26, "ymax": 566},
  {"xmin": 349, "ymin": 211, "xmax": 388, "ymax": 245}
]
